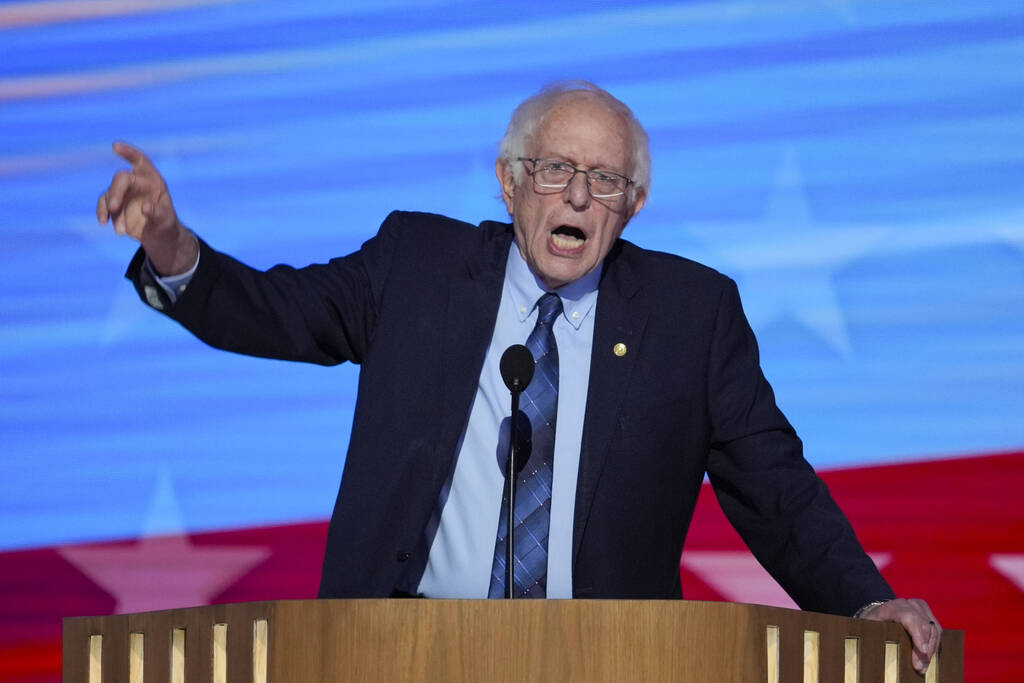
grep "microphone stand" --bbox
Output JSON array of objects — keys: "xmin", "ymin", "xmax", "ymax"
[
  {"xmin": 499, "ymin": 342, "xmax": 534, "ymax": 600},
  {"xmin": 506, "ymin": 390, "xmax": 521, "ymax": 599}
]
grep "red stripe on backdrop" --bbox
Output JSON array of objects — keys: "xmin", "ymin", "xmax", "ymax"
[
  {"xmin": 1, "ymin": 452, "xmax": 1020, "ymax": 682},
  {"xmin": 682, "ymin": 450, "xmax": 1024, "ymax": 682},
  {"xmin": 0, "ymin": 522, "xmax": 328, "ymax": 682}
]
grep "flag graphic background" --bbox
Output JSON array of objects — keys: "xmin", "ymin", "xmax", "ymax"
[{"xmin": 2, "ymin": 1, "xmax": 1022, "ymax": 681}]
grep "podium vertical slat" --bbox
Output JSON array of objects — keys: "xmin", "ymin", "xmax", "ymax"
[
  {"xmin": 88, "ymin": 635, "xmax": 101, "ymax": 683},
  {"xmin": 252, "ymin": 619, "xmax": 268, "ymax": 683},
  {"xmin": 129, "ymin": 632, "xmax": 143, "ymax": 683},
  {"xmin": 803, "ymin": 630, "xmax": 820, "ymax": 682},
  {"xmin": 169, "ymin": 628, "xmax": 185, "ymax": 683}
]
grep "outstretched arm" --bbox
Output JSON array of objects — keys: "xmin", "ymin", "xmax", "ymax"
[{"xmin": 97, "ymin": 141, "xmax": 198, "ymax": 276}]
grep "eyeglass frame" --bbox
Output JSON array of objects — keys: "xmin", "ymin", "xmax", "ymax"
[{"xmin": 517, "ymin": 157, "xmax": 635, "ymax": 200}]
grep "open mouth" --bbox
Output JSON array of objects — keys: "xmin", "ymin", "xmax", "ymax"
[{"xmin": 550, "ymin": 225, "xmax": 586, "ymax": 251}]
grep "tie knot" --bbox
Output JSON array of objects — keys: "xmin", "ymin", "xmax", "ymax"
[{"xmin": 536, "ymin": 293, "xmax": 562, "ymax": 327}]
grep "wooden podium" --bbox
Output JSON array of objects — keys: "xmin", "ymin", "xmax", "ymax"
[{"xmin": 64, "ymin": 599, "xmax": 963, "ymax": 682}]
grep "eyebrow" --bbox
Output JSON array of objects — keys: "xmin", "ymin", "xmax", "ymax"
[{"xmin": 539, "ymin": 155, "xmax": 627, "ymax": 175}]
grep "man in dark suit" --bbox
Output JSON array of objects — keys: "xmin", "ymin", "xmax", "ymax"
[{"xmin": 98, "ymin": 81, "xmax": 941, "ymax": 672}]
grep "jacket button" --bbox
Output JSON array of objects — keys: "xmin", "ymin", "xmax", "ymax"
[{"xmin": 396, "ymin": 551, "xmax": 411, "ymax": 562}]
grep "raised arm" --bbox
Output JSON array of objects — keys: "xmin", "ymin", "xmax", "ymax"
[{"xmin": 97, "ymin": 142, "xmax": 198, "ymax": 276}]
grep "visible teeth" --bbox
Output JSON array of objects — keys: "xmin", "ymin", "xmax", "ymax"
[{"xmin": 552, "ymin": 232, "xmax": 585, "ymax": 249}]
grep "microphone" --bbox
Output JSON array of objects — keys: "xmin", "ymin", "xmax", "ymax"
[
  {"xmin": 500, "ymin": 343, "xmax": 534, "ymax": 393},
  {"xmin": 502, "ymin": 344, "xmax": 534, "ymax": 474},
  {"xmin": 499, "ymin": 344, "xmax": 535, "ymax": 598}
]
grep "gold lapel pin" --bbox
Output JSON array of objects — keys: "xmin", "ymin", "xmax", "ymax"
[{"xmin": 613, "ymin": 342, "xmax": 627, "ymax": 357}]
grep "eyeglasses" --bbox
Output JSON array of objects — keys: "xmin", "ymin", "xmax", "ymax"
[{"xmin": 518, "ymin": 157, "xmax": 633, "ymax": 200}]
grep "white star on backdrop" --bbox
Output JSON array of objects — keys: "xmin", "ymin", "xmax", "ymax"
[
  {"xmin": 686, "ymin": 146, "xmax": 888, "ymax": 356},
  {"xmin": 682, "ymin": 551, "xmax": 892, "ymax": 608},
  {"xmin": 998, "ymin": 217, "xmax": 1024, "ymax": 255},
  {"xmin": 990, "ymin": 554, "xmax": 1024, "ymax": 593},
  {"xmin": 59, "ymin": 470, "xmax": 268, "ymax": 614}
]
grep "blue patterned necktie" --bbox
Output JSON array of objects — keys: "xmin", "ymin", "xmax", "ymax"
[{"xmin": 489, "ymin": 292, "xmax": 562, "ymax": 598}]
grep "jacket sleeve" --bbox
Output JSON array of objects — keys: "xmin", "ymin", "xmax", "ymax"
[
  {"xmin": 125, "ymin": 211, "xmax": 406, "ymax": 366},
  {"xmin": 704, "ymin": 278, "xmax": 895, "ymax": 616}
]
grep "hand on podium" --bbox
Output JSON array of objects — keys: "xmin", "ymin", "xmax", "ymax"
[{"xmin": 859, "ymin": 598, "xmax": 941, "ymax": 674}]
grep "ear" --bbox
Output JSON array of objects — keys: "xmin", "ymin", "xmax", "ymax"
[
  {"xmin": 619, "ymin": 187, "xmax": 647, "ymax": 232},
  {"xmin": 496, "ymin": 158, "xmax": 516, "ymax": 214},
  {"xmin": 630, "ymin": 187, "xmax": 647, "ymax": 218}
]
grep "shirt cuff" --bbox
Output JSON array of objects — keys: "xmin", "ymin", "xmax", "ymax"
[{"xmin": 144, "ymin": 253, "xmax": 199, "ymax": 304}]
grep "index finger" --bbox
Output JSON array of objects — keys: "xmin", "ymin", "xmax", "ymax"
[{"xmin": 112, "ymin": 141, "xmax": 154, "ymax": 173}]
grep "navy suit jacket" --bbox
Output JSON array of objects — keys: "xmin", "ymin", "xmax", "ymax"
[{"xmin": 128, "ymin": 210, "xmax": 894, "ymax": 615}]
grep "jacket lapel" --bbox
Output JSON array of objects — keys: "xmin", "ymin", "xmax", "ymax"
[
  {"xmin": 433, "ymin": 224, "xmax": 513, "ymax": 485},
  {"xmin": 572, "ymin": 242, "xmax": 649, "ymax": 569}
]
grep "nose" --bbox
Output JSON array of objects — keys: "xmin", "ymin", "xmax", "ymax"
[{"xmin": 564, "ymin": 171, "xmax": 591, "ymax": 210}]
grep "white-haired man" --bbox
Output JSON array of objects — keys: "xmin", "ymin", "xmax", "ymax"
[{"xmin": 98, "ymin": 81, "xmax": 941, "ymax": 673}]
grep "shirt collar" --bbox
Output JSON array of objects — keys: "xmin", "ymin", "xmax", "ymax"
[{"xmin": 506, "ymin": 240, "xmax": 601, "ymax": 331}]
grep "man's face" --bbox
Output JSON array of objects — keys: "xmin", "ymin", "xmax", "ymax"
[{"xmin": 497, "ymin": 96, "xmax": 646, "ymax": 290}]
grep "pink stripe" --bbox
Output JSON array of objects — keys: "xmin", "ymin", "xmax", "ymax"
[{"xmin": 0, "ymin": 0, "xmax": 236, "ymax": 29}]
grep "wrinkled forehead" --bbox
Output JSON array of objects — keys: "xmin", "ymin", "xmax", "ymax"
[{"xmin": 530, "ymin": 94, "xmax": 633, "ymax": 170}]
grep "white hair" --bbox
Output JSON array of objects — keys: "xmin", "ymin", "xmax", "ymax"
[{"xmin": 499, "ymin": 80, "xmax": 651, "ymax": 201}]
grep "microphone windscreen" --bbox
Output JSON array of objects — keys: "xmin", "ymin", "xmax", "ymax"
[{"xmin": 500, "ymin": 344, "xmax": 535, "ymax": 393}]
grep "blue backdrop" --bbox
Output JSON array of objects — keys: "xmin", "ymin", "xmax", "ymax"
[{"xmin": 2, "ymin": 0, "xmax": 1022, "ymax": 551}]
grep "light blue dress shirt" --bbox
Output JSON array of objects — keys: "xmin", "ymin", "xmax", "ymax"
[{"xmin": 417, "ymin": 243, "xmax": 600, "ymax": 598}]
